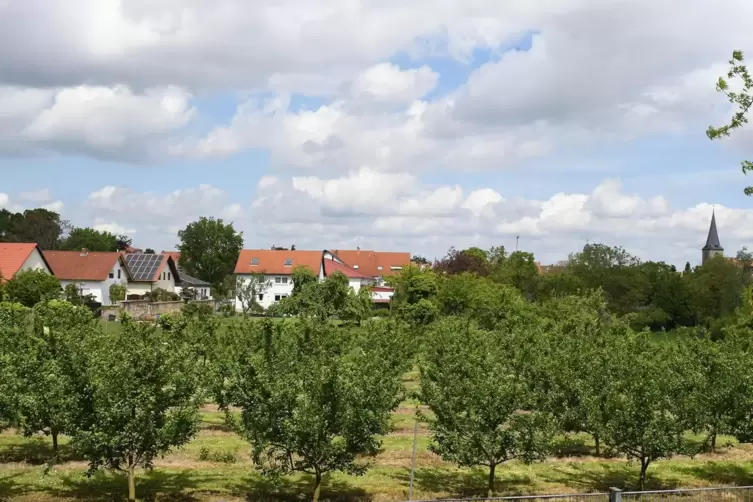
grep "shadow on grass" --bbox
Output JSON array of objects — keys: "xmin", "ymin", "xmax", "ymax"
[
  {"xmin": 0, "ymin": 471, "xmax": 27, "ymax": 500},
  {"xmin": 0, "ymin": 436, "xmax": 82, "ymax": 465},
  {"xmin": 551, "ymin": 436, "xmax": 593, "ymax": 458},
  {"xmin": 390, "ymin": 467, "xmax": 534, "ymax": 498},
  {"xmin": 3, "ymin": 468, "xmax": 372, "ymax": 502},
  {"xmin": 232, "ymin": 473, "xmax": 373, "ymax": 502},
  {"xmin": 675, "ymin": 462, "xmax": 753, "ymax": 486}
]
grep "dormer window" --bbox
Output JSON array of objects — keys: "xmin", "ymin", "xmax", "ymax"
[
  {"xmin": 390, "ymin": 266, "xmax": 402, "ymax": 271},
  {"xmin": 377, "ymin": 266, "xmax": 383, "ymax": 271},
  {"xmin": 353, "ymin": 265, "xmax": 359, "ymax": 269},
  {"xmin": 284, "ymin": 259, "xmax": 293, "ymax": 267},
  {"xmin": 251, "ymin": 258, "xmax": 259, "ymax": 266}
]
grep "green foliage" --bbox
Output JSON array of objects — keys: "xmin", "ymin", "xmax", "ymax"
[
  {"xmin": 198, "ymin": 446, "xmax": 237, "ymax": 463},
  {"xmin": 59, "ymin": 227, "xmax": 118, "ymax": 252},
  {"xmin": 72, "ymin": 314, "xmax": 202, "ymax": 501},
  {"xmin": 0, "ymin": 207, "xmax": 67, "ymax": 249},
  {"xmin": 177, "ymin": 216, "xmax": 243, "ymax": 295},
  {"xmin": 420, "ymin": 317, "xmax": 555, "ymax": 497},
  {"xmin": 14, "ymin": 301, "xmax": 97, "ymax": 454},
  {"xmin": 291, "ymin": 265, "xmax": 318, "ymax": 295},
  {"xmin": 274, "ymin": 271, "xmax": 353, "ymax": 320},
  {"xmin": 5, "ymin": 269, "xmax": 61, "ymax": 307},
  {"xmin": 108, "ymin": 282, "xmax": 126, "ymax": 304},
  {"xmin": 142, "ymin": 287, "xmax": 180, "ymax": 302},
  {"xmin": 686, "ymin": 254, "xmax": 748, "ymax": 327},
  {"xmin": 493, "ymin": 250, "xmax": 540, "ymax": 299},
  {"xmin": 707, "ymin": 50, "xmax": 753, "ymax": 195},
  {"xmin": 389, "ymin": 265, "xmax": 438, "ymax": 305},
  {"xmin": 223, "ymin": 320, "xmax": 405, "ymax": 502},
  {"xmin": 181, "ymin": 301, "xmax": 214, "ymax": 320},
  {"xmin": 0, "ymin": 303, "xmax": 32, "ymax": 431}
]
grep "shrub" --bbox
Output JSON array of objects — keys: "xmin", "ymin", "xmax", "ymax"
[
  {"xmin": 182, "ymin": 302, "xmax": 214, "ymax": 319},
  {"xmin": 198, "ymin": 446, "xmax": 237, "ymax": 464},
  {"xmin": 218, "ymin": 302, "xmax": 235, "ymax": 317},
  {"xmin": 5, "ymin": 269, "xmax": 61, "ymax": 307}
]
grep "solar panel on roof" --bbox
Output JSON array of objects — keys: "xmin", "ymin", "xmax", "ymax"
[{"xmin": 125, "ymin": 254, "xmax": 164, "ymax": 281}]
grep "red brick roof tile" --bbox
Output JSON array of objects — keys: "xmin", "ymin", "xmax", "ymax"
[
  {"xmin": 0, "ymin": 243, "xmax": 40, "ymax": 281},
  {"xmin": 44, "ymin": 251, "xmax": 126, "ymax": 281}
]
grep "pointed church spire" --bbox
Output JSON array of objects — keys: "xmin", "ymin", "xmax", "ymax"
[
  {"xmin": 703, "ymin": 209, "xmax": 723, "ymax": 251},
  {"xmin": 702, "ymin": 209, "xmax": 724, "ymax": 265}
]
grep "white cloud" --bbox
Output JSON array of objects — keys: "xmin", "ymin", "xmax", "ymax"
[
  {"xmin": 350, "ymin": 63, "xmax": 439, "ymax": 106},
  {"xmin": 92, "ymin": 220, "xmax": 136, "ymax": 235}
]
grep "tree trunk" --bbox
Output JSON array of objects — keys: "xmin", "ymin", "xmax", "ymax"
[
  {"xmin": 594, "ymin": 434, "xmax": 600, "ymax": 457},
  {"xmin": 487, "ymin": 464, "xmax": 497, "ymax": 498},
  {"xmin": 639, "ymin": 458, "xmax": 649, "ymax": 491},
  {"xmin": 51, "ymin": 430, "xmax": 59, "ymax": 455},
  {"xmin": 709, "ymin": 429, "xmax": 717, "ymax": 453},
  {"xmin": 128, "ymin": 466, "xmax": 136, "ymax": 501},
  {"xmin": 312, "ymin": 469, "xmax": 322, "ymax": 502}
]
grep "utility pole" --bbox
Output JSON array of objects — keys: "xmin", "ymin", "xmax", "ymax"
[{"xmin": 515, "ymin": 235, "xmax": 519, "ymax": 252}]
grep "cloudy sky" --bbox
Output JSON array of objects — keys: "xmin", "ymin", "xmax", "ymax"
[{"xmin": 2, "ymin": 0, "xmax": 753, "ymax": 266}]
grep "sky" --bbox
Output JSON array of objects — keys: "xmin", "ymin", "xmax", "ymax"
[{"xmin": 2, "ymin": 0, "xmax": 753, "ymax": 266}]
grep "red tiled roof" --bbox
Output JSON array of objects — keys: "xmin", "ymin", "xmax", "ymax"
[
  {"xmin": 44, "ymin": 251, "xmax": 125, "ymax": 281},
  {"xmin": 323, "ymin": 259, "xmax": 371, "ymax": 279},
  {"xmin": 161, "ymin": 251, "xmax": 181, "ymax": 264},
  {"xmin": 330, "ymin": 250, "xmax": 410, "ymax": 277},
  {"xmin": 235, "ymin": 250, "xmax": 323, "ymax": 275},
  {"xmin": 0, "ymin": 243, "xmax": 40, "ymax": 281}
]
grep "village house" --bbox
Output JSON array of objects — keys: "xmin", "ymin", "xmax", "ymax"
[
  {"xmin": 161, "ymin": 251, "xmax": 212, "ymax": 299},
  {"xmin": 122, "ymin": 253, "xmax": 180, "ymax": 297},
  {"xmin": 43, "ymin": 250, "xmax": 130, "ymax": 305},
  {"xmin": 0, "ymin": 242, "xmax": 52, "ymax": 281},
  {"xmin": 234, "ymin": 248, "xmax": 411, "ymax": 311}
]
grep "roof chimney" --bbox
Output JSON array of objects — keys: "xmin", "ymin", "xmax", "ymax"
[{"xmin": 81, "ymin": 248, "xmax": 88, "ymax": 256}]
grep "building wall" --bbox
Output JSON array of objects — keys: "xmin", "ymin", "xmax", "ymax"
[
  {"xmin": 371, "ymin": 287, "xmax": 394, "ymax": 302},
  {"xmin": 60, "ymin": 280, "xmax": 105, "ymax": 304},
  {"xmin": 20, "ymin": 248, "xmax": 51, "ymax": 273},
  {"xmin": 155, "ymin": 267, "xmax": 177, "ymax": 292},
  {"xmin": 101, "ymin": 261, "xmax": 128, "ymax": 304},
  {"xmin": 127, "ymin": 282, "xmax": 154, "ymax": 297},
  {"xmin": 349, "ymin": 278, "xmax": 362, "ymax": 293},
  {"xmin": 235, "ymin": 273, "xmax": 295, "ymax": 310},
  {"xmin": 175, "ymin": 285, "xmax": 212, "ymax": 299}
]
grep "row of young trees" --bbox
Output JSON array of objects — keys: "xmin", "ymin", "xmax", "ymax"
[
  {"xmin": 0, "ymin": 299, "xmax": 409, "ymax": 502},
  {"xmin": 6, "ymin": 282, "xmax": 753, "ymax": 499}
]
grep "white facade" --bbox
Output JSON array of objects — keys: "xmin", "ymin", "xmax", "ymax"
[
  {"xmin": 20, "ymin": 248, "xmax": 51, "ymax": 274},
  {"xmin": 175, "ymin": 285, "xmax": 212, "ymax": 299},
  {"xmin": 155, "ymin": 266, "xmax": 177, "ymax": 292},
  {"xmin": 235, "ymin": 273, "xmax": 294, "ymax": 310},
  {"xmin": 371, "ymin": 287, "xmax": 395, "ymax": 302},
  {"xmin": 61, "ymin": 260, "xmax": 128, "ymax": 305}
]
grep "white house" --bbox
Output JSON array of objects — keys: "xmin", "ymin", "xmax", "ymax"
[
  {"xmin": 160, "ymin": 252, "xmax": 212, "ymax": 299},
  {"xmin": 122, "ymin": 253, "xmax": 180, "ymax": 298},
  {"xmin": 234, "ymin": 249, "xmax": 324, "ymax": 310},
  {"xmin": 44, "ymin": 250, "xmax": 130, "ymax": 305},
  {"xmin": 0, "ymin": 242, "xmax": 52, "ymax": 281},
  {"xmin": 322, "ymin": 250, "xmax": 375, "ymax": 292}
]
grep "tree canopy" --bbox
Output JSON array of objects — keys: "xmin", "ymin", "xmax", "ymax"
[{"xmin": 177, "ymin": 217, "xmax": 243, "ymax": 296}]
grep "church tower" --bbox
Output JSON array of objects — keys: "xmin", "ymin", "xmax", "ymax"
[{"xmin": 702, "ymin": 209, "xmax": 724, "ymax": 265}]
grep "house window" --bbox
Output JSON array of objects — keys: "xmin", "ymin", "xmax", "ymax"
[
  {"xmin": 109, "ymin": 272, "xmax": 114, "ymax": 279},
  {"xmin": 251, "ymin": 258, "xmax": 259, "ymax": 266},
  {"xmin": 390, "ymin": 266, "xmax": 402, "ymax": 271},
  {"xmin": 258, "ymin": 294, "xmax": 264, "ymax": 301},
  {"xmin": 168, "ymin": 272, "xmax": 171, "ymax": 280},
  {"xmin": 117, "ymin": 269, "xmax": 121, "ymax": 279},
  {"xmin": 282, "ymin": 277, "xmax": 288, "ymax": 284},
  {"xmin": 284, "ymin": 259, "xmax": 293, "ymax": 267},
  {"xmin": 377, "ymin": 266, "xmax": 383, "ymax": 271},
  {"xmin": 353, "ymin": 265, "xmax": 359, "ymax": 269},
  {"xmin": 275, "ymin": 277, "xmax": 282, "ymax": 284},
  {"xmin": 274, "ymin": 294, "xmax": 281, "ymax": 302}
]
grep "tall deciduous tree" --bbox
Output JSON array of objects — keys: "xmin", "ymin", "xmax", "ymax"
[
  {"xmin": 225, "ymin": 320, "xmax": 404, "ymax": 502},
  {"xmin": 178, "ymin": 217, "xmax": 243, "ymax": 295},
  {"xmin": 707, "ymin": 50, "xmax": 753, "ymax": 195},
  {"xmin": 0, "ymin": 208, "xmax": 68, "ymax": 249},
  {"xmin": 5, "ymin": 269, "xmax": 61, "ymax": 307},
  {"xmin": 0, "ymin": 303, "xmax": 32, "ymax": 431},
  {"xmin": 420, "ymin": 317, "xmax": 555, "ymax": 497},
  {"xmin": 72, "ymin": 314, "xmax": 202, "ymax": 501},
  {"xmin": 60, "ymin": 227, "xmax": 118, "ymax": 252}
]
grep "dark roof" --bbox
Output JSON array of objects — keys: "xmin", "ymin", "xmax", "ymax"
[
  {"xmin": 703, "ymin": 211, "xmax": 723, "ymax": 251},
  {"xmin": 177, "ymin": 267, "xmax": 210, "ymax": 288}
]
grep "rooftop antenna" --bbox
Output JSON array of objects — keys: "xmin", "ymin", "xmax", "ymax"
[{"xmin": 515, "ymin": 236, "xmax": 519, "ymax": 251}]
